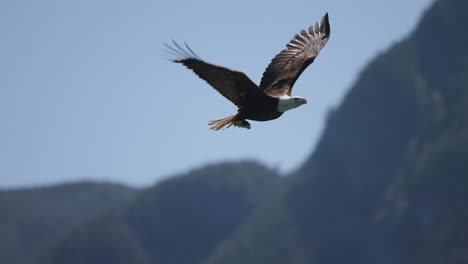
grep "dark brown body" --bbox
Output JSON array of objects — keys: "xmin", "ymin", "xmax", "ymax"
[{"xmin": 237, "ymin": 97, "xmax": 282, "ymax": 121}]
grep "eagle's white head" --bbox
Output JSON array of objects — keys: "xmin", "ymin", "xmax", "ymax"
[{"xmin": 277, "ymin": 96, "xmax": 308, "ymax": 112}]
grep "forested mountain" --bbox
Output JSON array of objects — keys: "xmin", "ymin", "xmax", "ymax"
[
  {"xmin": 0, "ymin": 182, "xmax": 136, "ymax": 264},
  {"xmin": 2, "ymin": 0, "xmax": 467, "ymax": 263},
  {"xmin": 36, "ymin": 162, "xmax": 279, "ymax": 264}
]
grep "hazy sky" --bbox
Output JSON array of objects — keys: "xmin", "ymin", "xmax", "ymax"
[{"xmin": 1, "ymin": 0, "xmax": 433, "ymax": 188}]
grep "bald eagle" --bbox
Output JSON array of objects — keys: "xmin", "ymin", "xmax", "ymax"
[{"xmin": 166, "ymin": 13, "xmax": 330, "ymax": 130}]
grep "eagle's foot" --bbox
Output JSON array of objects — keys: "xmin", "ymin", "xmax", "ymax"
[
  {"xmin": 231, "ymin": 120, "xmax": 251, "ymax": 129},
  {"xmin": 239, "ymin": 120, "xmax": 251, "ymax": 129}
]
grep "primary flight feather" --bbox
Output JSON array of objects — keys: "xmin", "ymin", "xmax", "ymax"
[{"xmin": 165, "ymin": 13, "xmax": 330, "ymax": 130}]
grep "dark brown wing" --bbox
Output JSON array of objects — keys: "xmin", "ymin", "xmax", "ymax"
[
  {"xmin": 165, "ymin": 41, "xmax": 270, "ymax": 108},
  {"xmin": 259, "ymin": 13, "xmax": 330, "ymax": 97}
]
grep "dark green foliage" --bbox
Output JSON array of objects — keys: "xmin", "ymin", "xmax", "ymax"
[
  {"xmin": 0, "ymin": 182, "xmax": 136, "ymax": 264},
  {"xmin": 37, "ymin": 214, "xmax": 152, "ymax": 264},
  {"xmin": 204, "ymin": 182, "xmax": 314, "ymax": 264},
  {"xmin": 124, "ymin": 161, "xmax": 279, "ymax": 264},
  {"xmin": 33, "ymin": 161, "xmax": 278, "ymax": 264}
]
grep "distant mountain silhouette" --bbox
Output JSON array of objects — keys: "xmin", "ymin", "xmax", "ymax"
[{"xmin": 1, "ymin": 0, "xmax": 467, "ymax": 263}]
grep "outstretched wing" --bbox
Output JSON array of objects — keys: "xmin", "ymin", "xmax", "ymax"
[
  {"xmin": 259, "ymin": 13, "xmax": 330, "ymax": 97},
  {"xmin": 165, "ymin": 41, "xmax": 270, "ymax": 108}
]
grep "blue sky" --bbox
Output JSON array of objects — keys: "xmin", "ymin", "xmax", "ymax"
[{"xmin": 1, "ymin": 0, "xmax": 433, "ymax": 188}]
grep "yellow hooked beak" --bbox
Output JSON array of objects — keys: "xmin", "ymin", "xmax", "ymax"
[{"xmin": 301, "ymin": 98, "xmax": 308, "ymax": 104}]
